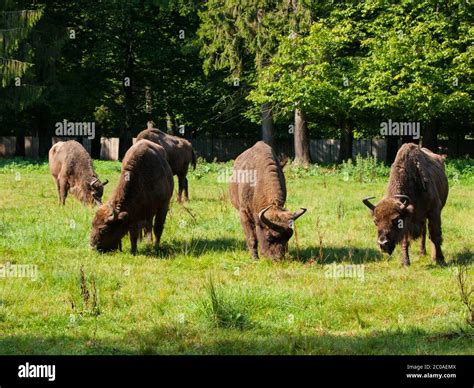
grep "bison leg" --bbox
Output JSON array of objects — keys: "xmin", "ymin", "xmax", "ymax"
[
  {"xmin": 53, "ymin": 177, "xmax": 61, "ymax": 203},
  {"xmin": 153, "ymin": 207, "xmax": 169, "ymax": 249},
  {"xmin": 428, "ymin": 212, "xmax": 445, "ymax": 265},
  {"xmin": 177, "ymin": 175, "xmax": 185, "ymax": 204},
  {"xmin": 129, "ymin": 223, "xmax": 139, "ymax": 255},
  {"xmin": 420, "ymin": 221, "xmax": 427, "ymax": 256},
  {"xmin": 144, "ymin": 218, "xmax": 153, "ymax": 244},
  {"xmin": 401, "ymin": 235, "xmax": 410, "ymax": 266},
  {"xmin": 239, "ymin": 211, "xmax": 258, "ymax": 259},
  {"xmin": 58, "ymin": 177, "xmax": 69, "ymax": 205},
  {"xmin": 183, "ymin": 177, "xmax": 189, "ymax": 202}
]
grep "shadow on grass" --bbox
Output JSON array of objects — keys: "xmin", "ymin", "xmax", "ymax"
[
  {"xmin": 291, "ymin": 245, "xmax": 383, "ymax": 264},
  {"xmin": 120, "ymin": 236, "xmax": 472, "ymax": 268},
  {"xmin": 452, "ymin": 249, "xmax": 474, "ymax": 265},
  {"xmin": 0, "ymin": 326, "xmax": 472, "ymax": 355},
  {"xmin": 136, "ymin": 237, "xmax": 245, "ymax": 258}
]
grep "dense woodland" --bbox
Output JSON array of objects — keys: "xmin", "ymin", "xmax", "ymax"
[{"xmin": 0, "ymin": 0, "xmax": 472, "ymax": 163}]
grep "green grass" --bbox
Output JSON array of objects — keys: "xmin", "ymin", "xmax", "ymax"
[{"xmin": 0, "ymin": 157, "xmax": 473, "ymax": 355}]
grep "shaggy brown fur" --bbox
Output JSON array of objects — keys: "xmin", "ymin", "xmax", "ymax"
[
  {"xmin": 363, "ymin": 143, "xmax": 448, "ymax": 265},
  {"xmin": 90, "ymin": 140, "xmax": 173, "ymax": 254},
  {"xmin": 229, "ymin": 141, "xmax": 307, "ymax": 260},
  {"xmin": 48, "ymin": 140, "xmax": 108, "ymax": 205},
  {"xmin": 136, "ymin": 121, "xmax": 197, "ymax": 203}
]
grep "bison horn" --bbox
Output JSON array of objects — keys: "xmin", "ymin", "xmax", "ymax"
[
  {"xmin": 394, "ymin": 194, "xmax": 411, "ymax": 209},
  {"xmin": 102, "ymin": 179, "xmax": 109, "ymax": 186},
  {"xmin": 292, "ymin": 208, "xmax": 307, "ymax": 220},
  {"xmin": 89, "ymin": 178, "xmax": 99, "ymax": 188},
  {"xmin": 362, "ymin": 196, "xmax": 376, "ymax": 211},
  {"xmin": 258, "ymin": 205, "xmax": 282, "ymax": 231}
]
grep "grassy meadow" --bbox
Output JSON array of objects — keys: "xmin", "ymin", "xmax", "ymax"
[{"xmin": 0, "ymin": 157, "xmax": 473, "ymax": 355}]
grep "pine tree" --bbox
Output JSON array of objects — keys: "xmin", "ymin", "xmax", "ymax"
[{"xmin": 0, "ymin": 0, "xmax": 42, "ymax": 101}]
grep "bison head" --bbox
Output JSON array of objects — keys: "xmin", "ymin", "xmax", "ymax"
[
  {"xmin": 256, "ymin": 205, "xmax": 307, "ymax": 260},
  {"xmin": 363, "ymin": 195, "xmax": 414, "ymax": 255},
  {"xmin": 90, "ymin": 203, "xmax": 129, "ymax": 252},
  {"xmin": 88, "ymin": 178, "xmax": 109, "ymax": 206}
]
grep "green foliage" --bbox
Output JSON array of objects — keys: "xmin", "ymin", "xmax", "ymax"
[
  {"xmin": 340, "ymin": 155, "xmax": 390, "ymax": 183},
  {"xmin": 445, "ymin": 159, "xmax": 474, "ymax": 182},
  {"xmin": 248, "ymin": 0, "xmax": 473, "ymax": 139}
]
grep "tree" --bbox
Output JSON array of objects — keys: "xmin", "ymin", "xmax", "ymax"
[
  {"xmin": 249, "ymin": 20, "xmax": 362, "ymax": 163},
  {"xmin": 355, "ymin": 0, "xmax": 473, "ymax": 153},
  {"xmin": 0, "ymin": 0, "xmax": 44, "ymax": 155},
  {"xmin": 198, "ymin": 0, "xmax": 318, "ymax": 151}
]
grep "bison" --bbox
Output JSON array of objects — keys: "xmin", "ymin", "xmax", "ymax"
[
  {"xmin": 48, "ymin": 140, "xmax": 108, "ymax": 206},
  {"xmin": 362, "ymin": 143, "xmax": 448, "ymax": 266},
  {"xmin": 136, "ymin": 121, "xmax": 197, "ymax": 203},
  {"xmin": 90, "ymin": 139, "xmax": 173, "ymax": 254},
  {"xmin": 229, "ymin": 141, "xmax": 307, "ymax": 260}
]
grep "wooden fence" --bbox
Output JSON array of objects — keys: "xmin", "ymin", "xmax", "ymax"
[{"xmin": 0, "ymin": 136, "xmax": 472, "ymax": 163}]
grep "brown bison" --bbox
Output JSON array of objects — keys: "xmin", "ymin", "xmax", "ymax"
[
  {"xmin": 90, "ymin": 139, "xmax": 173, "ymax": 254},
  {"xmin": 363, "ymin": 143, "xmax": 448, "ymax": 266},
  {"xmin": 48, "ymin": 140, "xmax": 108, "ymax": 205},
  {"xmin": 136, "ymin": 121, "xmax": 197, "ymax": 203},
  {"xmin": 229, "ymin": 141, "xmax": 307, "ymax": 260}
]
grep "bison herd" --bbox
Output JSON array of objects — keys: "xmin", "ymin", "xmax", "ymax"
[{"xmin": 48, "ymin": 124, "xmax": 449, "ymax": 267}]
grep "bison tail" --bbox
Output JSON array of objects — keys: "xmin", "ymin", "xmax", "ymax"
[{"xmin": 191, "ymin": 149, "xmax": 197, "ymax": 170}]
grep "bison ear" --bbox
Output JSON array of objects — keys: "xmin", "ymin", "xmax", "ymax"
[
  {"xmin": 292, "ymin": 208, "xmax": 307, "ymax": 220},
  {"xmin": 117, "ymin": 211, "xmax": 129, "ymax": 222}
]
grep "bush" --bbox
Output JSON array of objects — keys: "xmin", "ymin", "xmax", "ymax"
[{"xmin": 340, "ymin": 155, "xmax": 390, "ymax": 182}]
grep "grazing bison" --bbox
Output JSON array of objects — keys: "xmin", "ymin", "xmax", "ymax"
[
  {"xmin": 48, "ymin": 140, "xmax": 108, "ymax": 205},
  {"xmin": 136, "ymin": 121, "xmax": 197, "ymax": 203},
  {"xmin": 90, "ymin": 139, "xmax": 173, "ymax": 254},
  {"xmin": 363, "ymin": 143, "xmax": 448, "ymax": 266},
  {"xmin": 229, "ymin": 141, "xmax": 307, "ymax": 260}
]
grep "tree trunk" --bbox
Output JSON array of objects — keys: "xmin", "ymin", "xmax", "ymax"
[
  {"xmin": 15, "ymin": 128, "xmax": 25, "ymax": 157},
  {"xmin": 422, "ymin": 120, "xmax": 438, "ymax": 152},
  {"xmin": 35, "ymin": 105, "xmax": 49, "ymax": 158},
  {"xmin": 338, "ymin": 118, "xmax": 353, "ymax": 163},
  {"xmin": 261, "ymin": 103, "xmax": 274, "ymax": 149},
  {"xmin": 294, "ymin": 108, "xmax": 311, "ymax": 166},
  {"xmin": 386, "ymin": 136, "xmax": 399, "ymax": 164},
  {"xmin": 91, "ymin": 136, "xmax": 101, "ymax": 159},
  {"xmin": 119, "ymin": 42, "xmax": 134, "ymax": 159}
]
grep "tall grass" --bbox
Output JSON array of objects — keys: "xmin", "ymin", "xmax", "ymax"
[{"xmin": 201, "ymin": 275, "xmax": 252, "ymax": 330}]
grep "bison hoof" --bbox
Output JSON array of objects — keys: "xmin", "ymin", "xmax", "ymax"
[
  {"xmin": 420, "ymin": 249, "xmax": 427, "ymax": 256},
  {"xmin": 401, "ymin": 260, "xmax": 411, "ymax": 266}
]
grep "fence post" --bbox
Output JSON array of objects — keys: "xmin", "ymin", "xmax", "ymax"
[
  {"xmin": 25, "ymin": 137, "xmax": 39, "ymax": 159},
  {"xmin": 0, "ymin": 137, "xmax": 16, "ymax": 157},
  {"xmin": 100, "ymin": 137, "xmax": 119, "ymax": 160}
]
